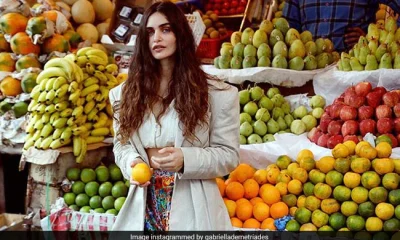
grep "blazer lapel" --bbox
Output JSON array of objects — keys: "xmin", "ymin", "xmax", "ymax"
[
  {"xmin": 175, "ymin": 121, "xmax": 185, "ymax": 147},
  {"xmin": 130, "ymin": 132, "xmax": 149, "ymax": 163}
]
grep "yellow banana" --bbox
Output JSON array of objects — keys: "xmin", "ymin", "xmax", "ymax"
[
  {"xmin": 72, "ymin": 63, "xmax": 83, "ymax": 83},
  {"xmin": 68, "ymin": 90, "xmax": 81, "ymax": 104},
  {"xmin": 45, "ymin": 77, "xmax": 57, "ymax": 91},
  {"xmin": 34, "ymin": 119, "xmax": 44, "ymax": 130},
  {"xmin": 40, "ymin": 124, "xmax": 53, "ymax": 138},
  {"xmin": 64, "ymin": 53, "xmax": 77, "ymax": 63},
  {"xmin": 52, "ymin": 117, "xmax": 68, "ymax": 128},
  {"xmin": 41, "ymin": 113, "xmax": 50, "ymax": 123},
  {"xmin": 76, "ymin": 56, "xmax": 88, "ymax": 67},
  {"xmin": 50, "ymin": 138, "xmax": 63, "ymax": 149},
  {"xmin": 73, "ymin": 136, "xmax": 82, "ymax": 156},
  {"xmin": 94, "ymin": 93, "xmax": 103, "ymax": 102},
  {"xmin": 61, "ymin": 137, "xmax": 72, "ymax": 147},
  {"xmin": 87, "ymin": 108, "xmax": 99, "ymax": 121},
  {"xmin": 25, "ymin": 121, "xmax": 35, "ymax": 134},
  {"xmin": 105, "ymin": 72, "xmax": 117, "ymax": 84},
  {"xmin": 53, "ymin": 96, "xmax": 68, "ymax": 104},
  {"xmin": 68, "ymin": 81, "xmax": 79, "ymax": 93},
  {"xmin": 83, "ymin": 122, "xmax": 93, "ymax": 131},
  {"xmin": 86, "ymin": 49, "xmax": 108, "ymax": 62},
  {"xmin": 39, "ymin": 78, "xmax": 48, "ymax": 92},
  {"xmin": 94, "ymin": 70, "xmax": 107, "ymax": 83},
  {"xmin": 36, "ymin": 67, "xmax": 68, "ymax": 84},
  {"xmin": 28, "ymin": 100, "xmax": 38, "ymax": 112},
  {"xmin": 106, "ymin": 102, "xmax": 113, "ymax": 116},
  {"xmin": 86, "ymin": 136, "xmax": 105, "ymax": 144},
  {"xmin": 83, "ymin": 72, "xmax": 89, "ymax": 79},
  {"xmin": 46, "ymin": 90, "xmax": 56, "ymax": 102},
  {"xmin": 44, "ymin": 104, "xmax": 56, "ymax": 114},
  {"xmin": 96, "ymin": 65, "xmax": 105, "ymax": 71},
  {"xmin": 96, "ymin": 102, "xmax": 107, "ymax": 111},
  {"xmin": 105, "ymin": 118, "xmax": 113, "ymax": 127},
  {"xmin": 40, "ymin": 136, "xmax": 53, "ymax": 150},
  {"xmin": 67, "ymin": 117, "xmax": 75, "ymax": 127},
  {"xmin": 83, "ymin": 76, "xmax": 99, "ymax": 87},
  {"xmin": 60, "ymin": 108, "xmax": 73, "ymax": 118},
  {"xmin": 76, "ymin": 138, "xmax": 87, "ymax": 163},
  {"xmin": 53, "ymin": 76, "xmax": 68, "ymax": 89},
  {"xmin": 31, "ymin": 130, "xmax": 42, "ymax": 142},
  {"xmin": 93, "ymin": 112, "xmax": 108, "ymax": 128},
  {"xmin": 43, "ymin": 58, "xmax": 74, "ymax": 81},
  {"xmin": 55, "ymin": 101, "xmax": 69, "ymax": 111},
  {"xmin": 34, "ymin": 137, "xmax": 43, "ymax": 149},
  {"xmin": 72, "ymin": 106, "xmax": 84, "ymax": 118},
  {"xmin": 61, "ymin": 127, "xmax": 73, "ymax": 141},
  {"xmin": 75, "ymin": 115, "xmax": 87, "ymax": 125},
  {"xmin": 105, "ymin": 63, "xmax": 118, "ymax": 74},
  {"xmin": 55, "ymin": 84, "xmax": 69, "ymax": 98},
  {"xmin": 81, "ymin": 84, "xmax": 100, "ymax": 97},
  {"xmin": 52, "ymin": 128, "xmax": 64, "ymax": 139},
  {"xmin": 30, "ymin": 103, "xmax": 40, "ymax": 113},
  {"xmin": 38, "ymin": 91, "xmax": 47, "ymax": 103},
  {"xmin": 87, "ymin": 55, "xmax": 108, "ymax": 66},
  {"xmin": 86, "ymin": 63, "xmax": 95, "ymax": 75},
  {"xmin": 77, "ymin": 47, "xmax": 93, "ymax": 57},
  {"xmin": 76, "ymin": 97, "xmax": 86, "ymax": 107},
  {"xmin": 85, "ymin": 92, "xmax": 97, "ymax": 102},
  {"xmin": 91, "ymin": 127, "xmax": 110, "ymax": 136},
  {"xmin": 49, "ymin": 112, "xmax": 60, "ymax": 124},
  {"xmin": 72, "ymin": 126, "xmax": 88, "ymax": 136},
  {"xmin": 23, "ymin": 138, "xmax": 35, "ymax": 150},
  {"xmin": 36, "ymin": 104, "xmax": 46, "ymax": 114}
]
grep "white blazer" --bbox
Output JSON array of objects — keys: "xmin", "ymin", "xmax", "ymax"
[{"xmin": 109, "ymin": 80, "xmax": 240, "ymax": 230}]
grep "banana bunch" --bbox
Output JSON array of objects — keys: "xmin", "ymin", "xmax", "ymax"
[{"xmin": 24, "ymin": 47, "xmax": 117, "ymax": 164}]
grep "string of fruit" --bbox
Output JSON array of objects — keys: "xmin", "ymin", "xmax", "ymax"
[{"xmin": 24, "ymin": 47, "xmax": 117, "ymax": 163}]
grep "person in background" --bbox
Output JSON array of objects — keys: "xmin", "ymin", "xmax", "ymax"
[
  {"xmin": 283, "ymin": 0, "xmax": 400, "ymax": 51},
  {"xmin": 109, "ymin": 1, "xmax": 240, "ymax": 231}
]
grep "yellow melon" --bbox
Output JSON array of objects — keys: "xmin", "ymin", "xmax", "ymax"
[
  {"xmin": 71, "ymin": 0, "xmax": 95, "ymax": 24},
  {"xmin": 92, "ymin": 0, "xmax": 114, "ymax": 22},
  {"xmin": 76, "ymin": 23, "xmax": 99, "ymax": 44}
]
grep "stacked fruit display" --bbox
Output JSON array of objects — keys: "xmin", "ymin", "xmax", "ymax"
[
  {"xmin": 337, "ymin": 17, "xmax": 400, "ymax": 71},
  {"xmin": 214, "ymin": 17, "xmax": 339, "ymax": 70},
  {"xmin": 204, "ymin": 0, "xmax": 247, "ymax": 16},
  {"xmin": 308, "ymin": 81, "xmax": 400, "ymax": 149},
  {"xmin": 201, "ymin": 11, "xmax": 228, "ymax": 39},
  {"xmin": 271, "ymin": 0, "xmax": 285, "ymax": 23},
  {"xmin": 63, "ymin": 164, "xmax": 128, "ymax": 215},
  {"xmin": 23, "ymin": 47, "xmax": 117, "ymax": 163}
]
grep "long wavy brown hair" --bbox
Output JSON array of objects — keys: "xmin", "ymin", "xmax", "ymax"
[{"xmin": 114, "ymin": 1, "xmax": 215, "ymax": 144}]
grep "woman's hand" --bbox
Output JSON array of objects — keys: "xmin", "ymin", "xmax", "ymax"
[
  {"xmin": 344, "ymin": 27, "xmax": 366, "ymax": 49},
  {"xmin": 130, "ymin": 158, "xmax": 152, "ymax": 187},
  {"xmin": 150, "ymin": 147, "xmax": 184, "ymax": 172}
]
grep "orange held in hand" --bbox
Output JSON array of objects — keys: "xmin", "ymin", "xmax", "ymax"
[{"xmin": 131, "ymin": 163, "xmax": 152, "ymax": 184}]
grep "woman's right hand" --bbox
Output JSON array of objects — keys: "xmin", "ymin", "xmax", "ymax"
[{"xmin": 130, "ymin": 158, "xmax": 152, "ymax": 188}]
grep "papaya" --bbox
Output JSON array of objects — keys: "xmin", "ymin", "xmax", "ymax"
[
  {"xmin": 63, "ymin": 30, "xmax": 82, "ymax": 48},
  {"xmin": 42, "ymin": 34, "xmax": 70, "ymax": 54},
  {"xmin": 0, "ymin": 13, "xmax": 28, "ymax": 36},
  {"xmin": 0, "ymin": 76, "xmax": 22, "ymax": 97},
  {"xmin": 0, "ymin": 53, "xmax": 15, "ymax": 72},
  {"xmin": 41, "ymin": 10, "xmax": 58, "ymax": 23},
  {"xmin": 15, "ymin": 55, "xmax": 42, "ymax": 72},
  {"xmin": 26, "ymin": 16, "xmax": 47, "ymax": 37},
  {"xmin": 0, "ymin": 34, "xmax": 10, "ymax": 52},
  {"xmin": 10, "ymin": 32, "xmax": 40, "ymax": 55},
  {"xmin": 21, "ymin": 73, "xmax": 38, "ymax": 93}
]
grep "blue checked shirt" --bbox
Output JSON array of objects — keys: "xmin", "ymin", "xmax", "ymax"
[{"xmin": 283, "ymin": 0, "xmax": 400, "ymax": 52}]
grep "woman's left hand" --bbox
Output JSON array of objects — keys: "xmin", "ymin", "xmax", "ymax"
[{"xmin": 151, "ymin": 147, "xmax": 184, "ymax": 172}]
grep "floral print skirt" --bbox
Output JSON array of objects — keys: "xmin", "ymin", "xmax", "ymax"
[{"xmin": 144, "ymin": 170, "xmax": 175, "ymax": 231}]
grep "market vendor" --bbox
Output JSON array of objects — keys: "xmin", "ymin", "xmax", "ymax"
[
  {"xmin": 109, "ymin": 1, "xmax": 240, "ymax": 231},
  {"xmin": 283, "ymin": 0, "xmax": 400, "ymax": 51}
]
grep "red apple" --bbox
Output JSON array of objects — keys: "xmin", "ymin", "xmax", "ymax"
[
  {"xmin": 372, "ymin": 86, "xmax": 387, "ymax": 97},
  {"xmin": 231, "ymin": 0, "xmax": 239, "ymax": 7},
  {"xmin": 382, "ymin": 92, "xmax": 399, "ymax": 107},
  {"xmin": 396, "ymin": 133, "xmax": 400, "ymax": 146},
  {"xmin": 239, "ymin": 0, "xmax": 247, "ymax": 6},
  {"xmin": 236, "ymin": 6, "xmax": 245, "ymax": 13},
  {"xmin": 377, "ymin": 118, "xmax": 393, "ymax": 134},
  {"xmin": 213, "ymin": 9, "xmax": 220, "ymax": 14},
  {"xmin": 320, "ymin": 118, "xmax": 332, "ymax": 133},
  {"xmin": 330, "ymin": 103, "xmax": 345, "ymax": 119},
  {"xmin": 343, "ymin": 135, "xmax": 360, "ymax": 144},
  {"xmin": 328, "ymin": 121, "xmax": 342, "ymax": 135},
  {"xmin": 359, "ymin": 119, "xmax": 377, "ymax": 136},
  {"xmin": 392, "ymin": 90, "xmax": 400, "ymax": 98},
  {"xmin": 349, "ymin": 95, "xmax": 366, "ymax": 108},
  {"xmin": 341, "ymin": 120, "xmax": 359, "ymax": 136},
  {"xmin": 220, "ymin": 9, "xmax": 228, "ymax": 15},
  {"xmin": 333, "ymin": 97, "xmax": 345, "ymax": 104},
  {"xmin": 317, "ymin": 134, "xmax": 330, "ymax": 148},
  {"xmin": 215, "ymin": 0, "xmax": 222, "ymax": 3},
  {"xmin": 385, "ymin": 133, "xmax": 398, "ymax": 147},
  {"xmin": 327, "ymin": 135, "xmax": 344, "ymax": 149},
  {"xmin": 366, "ymin": 91, "xmax": 382, "ymax": 108},
  {"xmin": 324, "ymin": 105, "xmax": 332, "ymax": 116},
  {"xmin": 340, "ymin": 106, "xmax": 358, "ymax": 121},
  {"xmin": 308, "ymin": 127, "xmax": 323, "ymax": 143},
  {"xmin": 214, "ymin": 3, "xmax": 222, "ymax": 9},
  {"xmin": 394, "ymin": 118, "xmax": 400, "ymax": 133},
  {"xmin": 321, "ymin": 112, "xmax": 332, "ymax": 121},
  {"xmin": 205, "ymin": 3, "xmax": 213, "ymax": 10},
  {"xmin": 376, "ymin": 105, "xmax": 393, "ymax": 119},
  {"xmin": 228, "ymin": 8, "xmax": 236, "ymax": 15},
  {"xmin": 223, "ymin": 2, "xmax": 230, "ymax": 8},
  {"xmin": 394, "ymin": 103, "xmax": 400, "ymax": 118},
  {"xmin": 358, "ymin": 106, "xmax": 374, "ymax": 120},
  {"xmin": 344, "ymin": 88, "xmax": 356, "ymax": 106},
  {"xmin": 355, "ymin": 81, "xmax": 373, "ymax": 97}
]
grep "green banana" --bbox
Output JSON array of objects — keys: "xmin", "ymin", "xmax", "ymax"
[
  {"xmin": 40, "ymin": 124, "xmax": 54, "ymax": 138},
  {"xmin": 73, "ymin": 136, "xmax": 82, "ymax": 157},
  {"xmin": 45, "ymin": 90, "xmax": 56, "ymax": 102},
  {"xmin": 23, "ymin": 138, "xmax": 35, "ymax": 150},
  {"xmin": 56, "ymin": 84, "xmax": 69, "ymax": 98},
  {"xmin": 52, "ymin": 117, "xmax": 68, "ymax": 128},
  {"xmin": 28, "ymin": 100, "xmax": 38, "ymax": 112},
  {"xmin": 52, "ymin": 128, "xmax": 64, "ymax": 139},
  {"xmin": 72, "ymin": 106, "xmax": 84, "ymax": 118},
  {"xmin": 36, "ymin": 104, "xmax": 46, "ymax": 114},
  {"xmin": 38, "ymin": 91, "xmax": 47, "ymax": 103},
  {"xmin": 60, "ymin": 108, "xmax": 73, "ymax": 118},
  {"xmin": 34, "ymin": 137, "xmax": 43, "ymax": 149},
  {"xmin": 44, "ymin": 104, "xmax": 56, "ymax": 114},
  {"xmin": 50, "ymin": 139, "xmax": 63, "ymax": 149},
  {"xmin": 41, "ymin": 113, "xmax": 51, "ymax": 123},
  {"xmin": 61, "ymin": 127, "xmax": 72, "ymax": 141},
  {"xmin": 53, "ymin": 76, "xmax": 68, "ymax": 89},
  {"xmin": 31, "ymin": 130, "xmax": 42, "ymax": 142},
  {"xmin": 34, "ymin": 119, "xmax": 44, "ymax": 130},
  {"xmin": 40, "ymin": 136, "xmax": 53, "ymax": 150}
]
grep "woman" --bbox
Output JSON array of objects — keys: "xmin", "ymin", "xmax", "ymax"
[{"xmin": 109, "ymin": 1, "xmax": 240, "ymax": 231}]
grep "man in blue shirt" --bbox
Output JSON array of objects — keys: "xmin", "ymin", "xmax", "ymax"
[{"xmin": 283, "ymin": 0, "xmax": 400, "ymax": 52}]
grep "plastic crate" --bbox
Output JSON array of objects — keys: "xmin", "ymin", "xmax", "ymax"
[{"xmin": 196, "ymin": 32, "xmax": 231, "ymax": 59}]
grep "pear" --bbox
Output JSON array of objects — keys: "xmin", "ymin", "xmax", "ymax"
[
  {"xmin": 359, "ymin": 45, "xmax": 370, "ymax": 65},
  {"xmin": 315, "ymin": 38, "xmax": 325, "ymax": 54},
  {"xmin": 337, "ymin": 59, "xmax": 343, "ymax": 70},
  {"xmin": 375, "ymin": 43, "xmax": 388, "ymax": 62},
  {"xmin": 244, "ymin": 44, "xmax": 257, "ymax": 57},
  {"xmin": 358, "ymin": 36, "xmax": 368, "ymax": 47},
  {"xmin": 300, "ymin": 31, "xmax": 313, "ymax": 44},
  {"xmin": 350, "ymin": 57, "xmax": 364, "ymax": 71},
  {"xmin": 214, "ymin": 56, "xmax": 220, "ymax": 69},
  {"xmin": 253, "ymin": 29, "xmax": 268, "ymax": 48},
  {"xmin": 394, "ymin": 51, "xmax": 400, "ymax": 69},
  {"xmin": 353, "ymin": 43, "xmax": 360, "ymax": 59},
  {"xmin": 242, "ymin": 56, "xmax": 257, "ymax": 68},
  {"xmin": 241, "ymin": 27, "xmax": 254, "ymax": 45},
  {"xmin": 230, "ymin": 31, "xmax": 242, "ymax": 46},
  {"xmin": 368, "ymin": 40, "xmax": 378, "ymax": 55},
  {"xmin": 332, "ymin": 51, "xmax": 340, "ymax": 62},
  {"xmin": 395, "ymin": 28, "xmax": 400, "ymax": 42},
  {"xmin": 267, "ymin": 118, "xmax": 280, "ymax": 134},
  {"xmin": 316, "ymin": 53, "xmax": 329, "ymax": 69},
  {"xmin": 277, "ymin": 116, "xmax": 287, "ymax": 131},
  {"xmin": 379, "ymin": 53, "xmax": 393, "ymax": 69},
  {"xmin": 304, "ymin": 55, "xmax": 317, "ymax": 70},
  {"xmin": 273, "ymin": 41, "xmax": 288, "ymax": 58},
  {"xmin": 269, "ymin": 29, "xmax": 284, "ymax": 47},
  {"xmin": 289, "ymin": 56, "xmax": 304, "ymax": 70},
  {"xmin": 341, "ymin": 52, "xmax": 351, "ymax": 61},
  {"xmin": 218, "ymin": 55, "xmax": 232, "ymax": 69},
  {"xmin": 230, "ymin": 56, "xmax": 243, "ymax": 69},
  {"xmin": 233, "ymin": 43, "xmax": 245, "ymax": 57},
  {"xmin": 258, "ymin": 56, "xmax": 271, "ymax": 67},
  {"xmin": 272, "ymin": 55, "xmax": 288, "ymax": 69},
  {"xmin": 285, "ymin": 28, "xmax": 300, "ymax": 45},
  {"xmin": 342, "ymin": 58, "xmax": 352, "ymax": 71},
  {"xmin": 364, "ymin": 54, "xmax": 378, "ymax": 71},
  {"xmin": 257, "ymin": 43, "xmax": 271, "ymax": 59},
  {"xmin": 259, "ymin": 20, "xmax": 274, "ymax": 35},
  {"xmin": 274, "ymin": 18, "xmax": 290, "ymax": 35},
  {"xmin": 288, "ymin": 39, "xmax": 306, "ymax": 59},
  {"xmin": 380, "ymin": 30, "xmax": 388, "ymax": 44},
  {"xmin": 305, "ymin": 41, "xmax": 317, "ymax": 56},
  {"xmin": 385, "ymin": 16, "xmax": 398, "ymax": 33},
  {"xmin": 385, "ymin": 32, "xmax": 395, "ymax": 45},
  {"xmin": 377, "ymin": 19, "xmax": 385, "ymax": 30},
  {"xmin": 324, "ymin": 39, "xmax": 334, "ymax": 53},
  {"xmin": 367, "ymin": 23, "xmax": 380, "ymax": 41},
  {"xmin": 349, "ymin": 49, "xmax": 355, "ymax": 57},
  {"xmin": 220, "ymin": 45, "xmax": 233, "ymax": 56},
  {"xmin": 390, "ymin": 42, "xmax": 399, "ymax": 57}
]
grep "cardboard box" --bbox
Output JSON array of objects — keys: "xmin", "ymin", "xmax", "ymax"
[{"xmin": 0, "ymin": 214, "xmax": 24, "ymax": 231}]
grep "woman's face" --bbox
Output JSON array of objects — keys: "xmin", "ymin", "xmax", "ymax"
[{"xmin": 146, "ymin": 12, "xmax": 177, "ymax": 62}]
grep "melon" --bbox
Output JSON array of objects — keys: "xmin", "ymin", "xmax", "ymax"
[
  {"xmin": 96, "ymin": 22, "xmax": 110, "ymax": 42},
  {"xmin": 77, "ymin": 23, "xmax": 98, "ymax": 44},
  {"xmin": 71, "ymin": 0, "xmax": 95, "ymax": 24},
  {"xmin": 92, "ymin": 0, "xmax": 114, "ymax": 22},
  {"xmin": 62, "ymin": 0, "xmax": 79, "ymax": 6}
]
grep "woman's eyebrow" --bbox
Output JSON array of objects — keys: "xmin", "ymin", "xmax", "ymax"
[{"xmin": 146, "ymin": 23, "xmax": 171, "ymax": 30}]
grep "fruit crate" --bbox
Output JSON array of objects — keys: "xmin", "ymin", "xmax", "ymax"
[
  {"xmin": 196, "ymin": 32, "xmax": 231, "ymax": 59},
  {"xmin": 175, "ymin": 0, "xmax": 204, "ymax": 10}
]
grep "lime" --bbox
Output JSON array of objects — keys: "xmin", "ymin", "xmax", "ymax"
[
  {"xmin": 75, "ymin": 193, "xmax": 90, "ymax": 207},
  {"xmin": 276, "ymin": 155, "xmax": 292, "ymax": 170},
  {"xmin": 358, "ymin": 201, "xmax": 375, "ymax": 218},
  {"xmin": 99, "ymin": 182, "xmax": 113, "ymax": 197},
  {"xmin": 294, "ymin": 207, "xmax": 311, "ymax": 224},
  {"xmin": 106, "ymin": 209, "xmax": 118, "ymax": 215},
  {"xmin": 311, "ymin": 209, "xmax": 329, "ymax": 228},
  {"xmin": 114, "ymin": 197, "xmax": 126, "ymax": 211},
  {"xmin": 80, "ymin": 168, "xmax": 96, "ymax": 183},
  {"xmin": 125, "ymin": 179, "xmax": 130, "ymax": 188},
  {"xmin": 95, "ymin": 166, "xmax": 110, "ymax": 182},
  {"xmin": 333, "ymin": 185, "xmax": 351, "ymax": 202},
  {"xmin": 282, "ymin": 194, "xmax": 297, "ymax": 207},
  {"xmin": 318, "ymin": 225, "xmax": 334, "ymax": 231},
  {"xmin": 114, "ymin": 181, "xmax": 125, "ymax": 187},
  {"xmin": 0, "ymin": 101, "xmax": 12, "ymax": 114},
  {"xmin": 69, "ymin": 204, "xmax": 79, "ymax": 211},
  {"xmin": 395, "ymin": 205, "xmax": 400, "ymax": 219},
  {"xmin": 63, "ymin": 192, "xmax": 76, "ymax": 205},
  {"xmin": 66, "ymin": 168, "xmax": 81, "ymax": 181},
  {"xmin": 303, "ymin": 182, "xmax": 315, "ymax": 197},
  {"xmin": 102, "ymin": 196, "xmax": 115, "ymax": 210},
  {"xmin": 389, "ymin": 189, "xmax": 400, "ymax": 206},
  {"xmin": 89, "ymin": 195, "xmax": 102, "ymax": 209},
  {"xmin": 329, "ymin": 212, "xmax": 346, "ymax": 230},
  {"xmin": 111, "ymin": 183, "xmax": 128, "ymax": 198},
  {"xmin": 285, "ymin": 219, "xmax": 300, "ymax": 231},
  {"xmin": 72, "ymin": 181, "xmax": 85, "ymax": 195},
  {"xmin": 13, "ymin": 101, "xmax": 28, "ymax": 118},
  {"xmin": 85, "ymin": 181, "xmax": 100, "ymax": 197},
  {"xmin": 346, "ymin": 215, "xmax": 365, "ymax": 231},
  {"xmin": 369, "ymin": 187, "xmax": 388, "ymax": 204},
  {"xmin": 94, "ymin": 208, "xmax": 105, "ymax": 213},
  {"xmin": 351, "ymin": 186, "xmax": 369, "ymax": 204},
  {"xmin": 383, "ymin": 218, "xmax": 400, "ymax": 231},
  {"xmin": 341, "ymin": 201, "xmax": 358, "ymax": 217},
  {"xmin": 325, "ymin": 170, "xmax": 343, "ymax": 187},
  {"xmin": 109, "ymin": 166, "xmax": 123, "ymax": 181},
  {"xmin": 80, "ymin": 206, "xmax": 91, "ymax": 213}
]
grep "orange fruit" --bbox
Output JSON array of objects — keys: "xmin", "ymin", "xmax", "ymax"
[
  {"xmin": 224, "ymin": 199, "xmax": 237, "ymax": 217},
  {"xmin": 372, "ymin": 158, "xmax": 394, "ymax": 175},
  {"xmin": 270, "ymin": 202, "xmax": 289, "ymax": 219},
  {"xmin": 236, "ymin": 198, "xmax": 250, "ymax": 206},
  {"xmin": 316, "ymin": 156, "xmax": 335, "ymax": 173},
  {"xmin": 230, "ymin": 217, "xmax": 243, "ymax": 228},
  {"xmin": 225, "ymin": 182, "xmax": 244, "ymax": 200},
  {"xmin": 225, "ymin": 177, "xmax": 236, "ymax": 185},
  {"xmin": 253, "ymin": 202, "xmax": 270, "ymax": 221},
  {"xmin": 131, "ymin": 163, "xmax": 152, "ymax": 184},
  {"xmin": 243, "ymin": 179, "xmax": 259, "ymax": 199},
  {"xmin": 243, "ymin": 218, "xmax": 261, "ymax": 229},
  {"xmin": 260, "ymin": 218, "xmax": 276, "ymax": 230},
  {"xmin": 215, "ymin": 178, "xmax": 226, "ymax": 197},
  {"xmin": 332, "ymin": 143, "xmax": 350, "ymax": 158},
  {"xmin": 259, "ymin": 183, "xmax": 272, "ymax": 197},
  {"xmin": 250, "ymin": 197, "xmax": 264, "ymax": 206},
  {"xmin": 358, "ymin": 145, "xmax": 377, "ymax": 160},
  {"xmin": 0, "ymin": 76, "xmax": 22, "ymax": 97},
  {"xmin": 355, "ymin": 141, "xmax": 372, "ymax": 155},
  {"xmin": 290, "ymin": 206, "xmax": 298, "ymax": 216},
  {"xmin": 275, "ymin": 182, "xmax": 288, "ymax": 196},
  {"xmin": 266, "ymin": 168, "xmax": 280, "ymax": 184},
  {"xmin": 291, "ymin": 167, "xmax": 308, "ymax": 183},
  {"xmin": 260, "ymin": 185, "xmax": 281, "ymax": 205},
  {"xmin": 343, "ymin": 140, "xmax": 357, "ymax": 155},
  {"xmin": 253, "ymin": 169, "xmax": 268, "ymax": 185},
  {"xmin": 236, "ymin": 201, "xmax": 253, "ymax": 221},
  {"xmin": 297, "ymin": 149, "xmax": 314, "ymax": 163},
  {"xmin": 375, "ymin": 142, "xmax": 392, "ymax": 158},
  {"xmin": 287, "ymin": 179, "xmax": 303, "ymax": 195}
]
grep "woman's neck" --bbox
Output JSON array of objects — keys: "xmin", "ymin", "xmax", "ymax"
[{"xmin": 159, "ymin": 58, "xmax": 175, "ymax": 97}]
